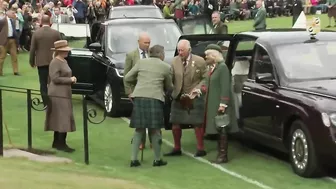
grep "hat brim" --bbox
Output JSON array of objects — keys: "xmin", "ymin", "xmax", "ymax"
[{"xmin": 51, "ymin": 47, "xmax": 72, "ymax": 51}]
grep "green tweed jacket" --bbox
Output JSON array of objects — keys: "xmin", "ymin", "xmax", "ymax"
[
  {"xmin": 253, "ymin": 7, "xmax": 267, "ymax": 30},
  {"xmin": 124, "ymin": 49, "xmax": 140, "ymax": 95},
  {"xmin": 124, "ymin": 57, "xmax": 173, "ymax": 102}
]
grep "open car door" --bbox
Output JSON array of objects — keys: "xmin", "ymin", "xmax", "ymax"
[
  {"xmin": 176, "ymin": 15, "xmax": 213, "ymax": 34},
  {"xmin": 164, "ymin": 34, "xmax": 236, "ymax": 130},
  {"xmin": 66, "ymin": 22, "xmax": 107, "ymax": 95}
]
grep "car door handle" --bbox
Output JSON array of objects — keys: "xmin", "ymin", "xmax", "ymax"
[{"xmin": 243, "ymin": 86, "xmax": 251, "ymax": 90}]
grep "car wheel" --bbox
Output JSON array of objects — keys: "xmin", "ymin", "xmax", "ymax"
[
  {"xmin": 104, "ymin": 82, "xmax": 119, "ymax": 117},
  {"xmin": 289, "ymin": 120, "xmax": 321, "ymax": 178}
]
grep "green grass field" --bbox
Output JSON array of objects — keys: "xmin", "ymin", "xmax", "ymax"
[{"xmin": 0, "ymin": 14, "xmax": 336, "ymax": 189}]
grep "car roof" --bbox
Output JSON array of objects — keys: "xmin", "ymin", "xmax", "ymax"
[
  {"xmin": 103, "ymin": 17, "xmax": 176, "ymax": 25},
  {"xmin": 239, "ymin": 29, "xmax": 336, "ymax": 46},
  {"xmin": 111, "ymin": 5, "xmax": 159, "ymax": 10}
]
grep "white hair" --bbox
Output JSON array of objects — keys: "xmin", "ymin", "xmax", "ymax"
[
  {"xmin": 205, "ymin": 49, "xmax": 224, "ymax": 62},
  {"xmin": 177, "ymin": 39, "xmax": 191, "ymax": 49}
]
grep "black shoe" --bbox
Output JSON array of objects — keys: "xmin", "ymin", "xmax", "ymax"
[
  {"xmin": 52, "ymin": 141, "xmax": 59, "ymax": 149},
  {"xmin": 57, "ymin": 145, "xmax": 75, "ymax": 153},
  {"xmin": 130, "ymin": 160, "xmax": 141, "ymax": 167},
  {"xmin": 153, "ymin": 159, "xmax": 167, "ymax": 167},
  {"xmin": 164, "ymin": 149, "xmax": 182, "ymax": 156},
  {"xmin": 204, "ymin": 134, "xmax": 218, "ymax": 141},
  {"xmin": 327, "ymin": 25, "xmax": 331, "ymax": 28},
  {"xmin": 14, "ymin": 73, "xmax": 20, "ymax": 76},
  {"xmin": 194, "ymin": 150, "xmax": 207, "ymax": 157}
]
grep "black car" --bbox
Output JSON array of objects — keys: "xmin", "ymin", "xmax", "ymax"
[
  {"xmin": 68, "ymin": 17, "xmax": 182, "ymax": 116},
  {"xmin": 108, "ymin": 5, "xmax": 164, "ymax": 18},
  {"xmin": 68, "ymin": 28, "xmax": 336, "ymax": 178},
  {"xmin": 164, "ymin": 30, "xmax": 336, "ymax": 178}
]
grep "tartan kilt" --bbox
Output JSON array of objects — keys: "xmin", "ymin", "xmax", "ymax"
[
  {"xmin": 328, "ymin": 7, "xmax": 336, "ymax": 17},
  {"xmin": 130, "ymin": 97, "xmax": 165, "ymax": 129},
  {"xmin": 170, "ymin": 96, "xmax": 205, "ymax": 125}
]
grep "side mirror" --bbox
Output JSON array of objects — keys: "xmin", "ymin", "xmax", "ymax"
[
  {"xmin": 256, "ymin": 73, "xmax": 277, "ymax": 88},
  {"xmin": 89, "ymin": 42, "xmax": 102, "ymax": 52}
]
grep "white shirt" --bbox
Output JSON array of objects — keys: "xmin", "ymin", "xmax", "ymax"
[
  {"xmin": 7, "ymin": 17, "xmax": 13, "ymax": 37},
  {"xmin": 183, "ymin": 54, "xmax": 191, "ymax": 66},
  {"xmin": 138, "ymin": 48, "xmax": 148, "ymax": 59}
]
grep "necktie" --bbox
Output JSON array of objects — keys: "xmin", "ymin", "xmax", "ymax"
[
  {"xmin": 141, "ymin": 51, "xmax": 146, "ymax": 59},
  {"xmin": 183, "ymin": 60, "xmax": 187, "ymax": 67}
]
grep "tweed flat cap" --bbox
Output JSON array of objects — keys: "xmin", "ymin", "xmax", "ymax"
[{"xmin": 205, "ymin": 44, "xmax": 222, "ymax": 53}]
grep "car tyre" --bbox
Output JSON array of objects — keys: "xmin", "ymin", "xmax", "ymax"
[
  {"xmin": 104, "ymin": 82, "xmax": 119, "ymax": 117},
  {"xmin": 289, "ymin": 120, "xmax": 322, "ymax": 178}
]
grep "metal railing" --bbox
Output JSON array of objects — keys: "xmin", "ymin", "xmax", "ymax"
[{"xmin": 0, "ymin": 85, "xmax": 106, "ymax": 164}]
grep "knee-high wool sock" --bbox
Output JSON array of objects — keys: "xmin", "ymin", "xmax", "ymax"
[
  {"xmin": 141, "ymin": 131, "xmax": 147, "ymax": 145},
  {"xmin": 131, "ymin": 131, "xmax": 144, "ymax": 160},
  {"xmin": 195, "ymin": 127, "xmax": 204, "ymax": 150},
  {"xmin": 150, "ymin": 130, "xmax": 162, "ymax": 161},
  {"xmin": 172, "ymin": 127, "xmax": 182, "ymax": 150}
]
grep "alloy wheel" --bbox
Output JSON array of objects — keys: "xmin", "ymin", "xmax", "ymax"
[
  {"xmin": 104, "ymin": 83, "xmax": 113, "ymax": 113},
  {"xmin": 291, "ymin": 129, "xmax": 309, "ymax": 171}
]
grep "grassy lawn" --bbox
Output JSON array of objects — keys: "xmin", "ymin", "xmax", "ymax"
[{"xmin": 1, "ymin": 14, "xmax": 336, "ymax": 189}]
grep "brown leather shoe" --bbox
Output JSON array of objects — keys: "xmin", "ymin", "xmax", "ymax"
[{"xmin": 164, "ymin": 149, "xmax": 182, "ymax": 156}]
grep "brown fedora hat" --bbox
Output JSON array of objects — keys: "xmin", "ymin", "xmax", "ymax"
[{"xmin": 51, "ymin": 40, "xmax": 72, "ymax": 51}]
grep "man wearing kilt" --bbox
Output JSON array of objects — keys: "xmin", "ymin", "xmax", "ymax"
[
  {"xmin": 164, "ymin": 39, "xmax": 208, "ymax": 157},
  {"xmin": 327, "ymin": 0, "xmax": 336, "ymax": 27},
  {"xmin": 124, "ymin": 45, "xmax": 173, "ymax": 167},
  {"xmin": 124, "ymin": 32, "xmax": 152, "ymax": 150}
]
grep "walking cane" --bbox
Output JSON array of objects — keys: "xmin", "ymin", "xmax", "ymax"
[
  {"xmin": 141, "ymin": 147, "xmax": 144, "ymax": 162},
  {"xmin": 140, "ymin": 129, "xmax": 148, "ymax": 162}
]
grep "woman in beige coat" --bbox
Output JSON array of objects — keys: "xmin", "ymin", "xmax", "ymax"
[{"xmin": 45, "ymin": 40, "xmax": 77, "ymax": 153}]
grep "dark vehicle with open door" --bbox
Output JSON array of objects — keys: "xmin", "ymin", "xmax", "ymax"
[
  {"xmin": 164, "ymin": 30, "xmax": 336, "ymax": 178},
  {"xmin": 68, "ymin": 17, "xmax": 182, "ymax": 117}
]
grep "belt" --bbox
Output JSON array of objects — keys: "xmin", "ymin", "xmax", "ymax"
[{"xmin": 8, "ymin": 36, "xmax": 15, "ymax": 39}]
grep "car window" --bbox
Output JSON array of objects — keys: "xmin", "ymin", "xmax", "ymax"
[
  {"xmin": 178, "ymin": 18, "xmax": 212, "ymax": 34},
  {"xmin": 275, "ymin": 41, "xmax": 336, "ymax": 81},
  {"xmin": 237, "ymin": 41, "xmax": 255, "ymax": 51},
  {"xmin": 107, "ymin": 22, "xmax": 181, "ymax": 53},
  {"xmin": 109, "ymin": 8, "xmax": 163, "ymax": 18},
  {"xmin": 186, "ymin": 40, "xmax": 231, "ymax": 59},
  {"xmin": 250, "ymin": 45, "xmax": 274, "ymax": 80}
]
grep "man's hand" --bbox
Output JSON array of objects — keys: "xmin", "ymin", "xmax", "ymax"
[
  {"xmin": 71, "ymin": 76, "xmax": 77, "ymax": 83},
  {"xmin": 128, "ymin": 94, "xmax": 133, "ymax": 103},
  {"xmin": 191, "ymin": 88, "xmax": 202, "ymax": 97}
]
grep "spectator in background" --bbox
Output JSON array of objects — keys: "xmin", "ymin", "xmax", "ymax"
[
  {"xmin": 20, "ymin": 4, "xmax": 32, "ymax": 51},
  {"xmin": 253, "ymin": 0, "xmax": 266, "ymax": 30},
  {"xmin": 95, "ymin": 0, "xmax": 105, "ymax": 21},
  {"xmin": 86, "ymin": 0, "xmax": 96, "ymax": 25},
  {"xmin": 172, "ymin": 0, "xmax": 185, "ymax": 19},
  {"xmin": 327, "ymin": 0, "xmax": 336, "ymax": 27},
  {"xmin": 52, "ymin": 6, "xmax": 70, "ymax": 23},
  {"xmin": 188, "ymin": 0, "xmax": 200, "ymax": 15},
  {"xmin": 73, "ymin": 0, "xmax": 86, "ymax": 23},
  {"xmin": 210, "ymin": 11, "xmax": 228, "ymax": 34},
  {"xmin": 163, "ymin": 0, "xmax": 174, "ymax": 18},
  {"xmin": 0, "ymin": 10, "xmax": 20, "ymax": 76},
  {"xmin": 240, "ymin": 0, "xmax": 251, "ymax": 19},
  {"xmin": 66, "ymin": 4, "xmax": 77, "ymax": 23}
]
